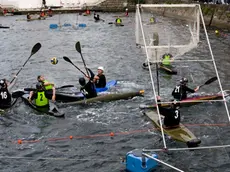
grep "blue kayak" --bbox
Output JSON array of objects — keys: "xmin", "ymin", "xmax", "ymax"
[{"xmin": 96, "ymin": 80, "xmax": 117, "ymax": 93}]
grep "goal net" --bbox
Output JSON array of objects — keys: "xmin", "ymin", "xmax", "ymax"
[{"xmin": 135, "ymin": 4, "xmax": 201, "ymax": 65}]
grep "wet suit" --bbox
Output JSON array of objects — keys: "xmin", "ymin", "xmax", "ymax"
[
  {"xmin": 0, "ymin": 85, "xmax": 12, "ymax": 109},
  {"xmin": 95, "ymin": 74, "xmax": 106, "ymax": 88},
  {"xmin": 172, "ymin": 84, "xmax": 195, "ymax": 100},
  {"xmin": 157, "ymin": 100, "xmax": 180, "ymax": 127},
  {"xmin": 80, "ymin": 68, "xmax": 97, "ymax": 99},
  {"xmin": 94, "ymin": 14, "xmax": 100, "ymax": 21}
]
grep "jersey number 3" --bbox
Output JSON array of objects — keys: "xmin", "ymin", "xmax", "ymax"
[
  {"xmin": 174, "ymin": 110, "xmax": 179, "ymax": 119},
  {"xmin": 1, "ymin": 92, "xmax": 7, "ymax": 99}
]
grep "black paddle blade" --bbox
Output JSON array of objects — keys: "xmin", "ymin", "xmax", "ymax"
[
  {"xmin": 63, "ymin": 56, "xmax": 73, "ymax": 64},
  {"xmin": 58, "ymin": 85, "xmax": 74, "ymax": 89},
  {"xmin": 24, "ymin": 88, "xmax": 36, "ymax": 91},
  {"xmin": 31, "ymin": 43, "xmax": 41, "ymax": 56},
  {"xmin": 75, "ymin": 41, "xmax": 81, "ymax": 54},
  {"xmin": 12, "ymin": 91, "xmax": 25, "ymax": 98},
  {"xmin": 204, "ymin": 76, "xmax": 217, "ymax": 85},
  {"xmin": 108, "ymin": 22, "xmax": 113, "ymax": 24}
]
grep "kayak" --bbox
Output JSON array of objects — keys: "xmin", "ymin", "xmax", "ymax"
[
  {"xmin": 115, "ymin": 23, "xmax": 124, "ymax": 27},
  {"xmin": 142, "ymin": 62, "xmax": 177, "ymax": 75},
  {"xmin": 96, "ymin": 80, "xmax": 117, "ymax": 92},
  {"xmin": 21, "ymin": 93, "xmax": 65, "ymax": 118},
  {"xmin": 0, "ymin": 26, "xmax": 10, "ymax": 29},
  {"xmin": 66, "ymin": 90, "xmax": 144, "ymax": 105},
  {"xmin": 140, "ymin": 92, "xmax": 229, "ymax": 109},
  {"xmin": 24, "ymin": 80, "xmax": 117, "ymax": 103},
  {"xmin": 0, "ymin": 99, "xmax": 18, "ymax": 114},
  {"xmin": 143, "ymin": 110, "xmax": 201, "ymax": 147},
  {"xmin": 16, "ymin": 17, "xmax": 46, "ymax": 21}
]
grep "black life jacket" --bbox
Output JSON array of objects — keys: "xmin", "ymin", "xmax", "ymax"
[{"xmin": 0, "ymin": 87, "xmax": 12, "ymax": 107}]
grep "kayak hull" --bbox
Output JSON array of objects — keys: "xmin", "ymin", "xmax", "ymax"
[
  {"xmin": 66, "ymin": 90, "xmax": 144, "ymax": 105},
  {"xmin": 140, "ymin": 93, "xmax": 226, "ymax": 109},
  {"xmin": 143, "ymin": 110, "xmax": 201, "ymax": 147},
  {"xmin": 142, "ymin": 62, "xmax": 177, "ymax": 75},
  {"xmin": 21, "ymin": 94, "xmax": 65, "ymax": 117}
]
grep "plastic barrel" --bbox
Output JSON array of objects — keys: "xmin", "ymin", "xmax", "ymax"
[
  {"xmin": 49, "ymin": 24, "xmax": 58, "ymax": 29},
  {"xmin": 78, "ymin": 23, "xmax": 86, "ymax": 27},
  {"xmin": 63, "ymin": 23, "xmax": 71, "ymax": 27}
]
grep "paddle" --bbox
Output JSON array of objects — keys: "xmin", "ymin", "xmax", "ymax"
[
  {"xmin": 75, "ymin": 41, "xmax": 89, "ymax": 76},
  {"xmin": 63, "ymin": 56, "xmax": 86, "ymax": 76},
  {"xmin": 199, "ymin": 76, "xmax": 217, "ymax": 88},
  {"xmin": 24, "ymin": 85, "xmax": 75, "ymax": 92},
  {"xmin": 10, "ymin": 43, "xmax": 41, "ymax": 84},
  {"xmin": 12, "ymin": 90, "xmax": 25, "ymax": 98}
]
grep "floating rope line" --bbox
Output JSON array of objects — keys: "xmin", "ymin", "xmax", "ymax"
[{"xmin": 11, "ymin": 123, "xmax": 230, "ymax": 144}]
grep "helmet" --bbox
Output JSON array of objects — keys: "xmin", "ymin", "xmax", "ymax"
[
  {"xmin": 98, "ymin": 66, "xmax": 104, "ymax": 71},
  {"xmin": 36, "ymin": 82, "xmax": 44, "ymax": 90},
  {"xmin": 0, "ymin": 79, "xmax": 6, "ymax": 88},
  {"xmin": 79, "ymin": 77, "xmax": 86, "ymax": 86},
  {"xmin": 180, "ymin": 77, "xmax": 188, "ymax": 84}
]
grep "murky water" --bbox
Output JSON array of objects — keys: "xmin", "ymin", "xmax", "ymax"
[{"xmin": 0, "ymin": 12, "xmax": 230, "ymax": 172}]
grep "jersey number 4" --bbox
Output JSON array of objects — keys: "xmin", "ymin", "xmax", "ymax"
[{"xmin": 0, "ymin": 92, "xmax": 7, "ymax": 99}]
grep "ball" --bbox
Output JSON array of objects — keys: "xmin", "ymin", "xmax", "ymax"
[
  {"xmin": 215, "ymin": 30, "xmax": 219, "ymax": 34},
  {"xmin": 51, "ymin": 57, "xmax": 58, "ymax": 65}
]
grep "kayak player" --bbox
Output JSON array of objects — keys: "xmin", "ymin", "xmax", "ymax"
[
  {"xmin": 85, "ymin": 9, "xmax": 90, "ymax": 15},
  {"xmin": 28, "ymin": 82, "xmax": 51, "ymax": 106},
  {"xmin": 39, "ymin": 10, "xmax": 45, "ymax": 19},
  {"xmin": 27, "ymin": 13, "xmax": 31, "ymax": 20},
  {"xmin": 172, "ymin": 77, "xmax": 199, "ymax": 100},
  {"xmin": 161, "ymin": 53, "xmax": 173, "ymax": 66},
  {"xmin": 37, "ymin": 75, "xmax": 56, "ymax": 101},
  {"xmin": 150, "ymin": 16, "xmax": 155, "ymax": 24},
  {"xmin": 93, "ymin": 66, "xmax": 106, "ymax": 88},
  {"xmin": 125, "ymin": 8, "xmax": 129, "ymax": 16},
  {"xmin": 48, "ymin": 8, "xmax": 53, "ymax": 17},
  {"xmin": 94, "ymin": 13, "xmax": 100, "ymax": 21},
  {"xmin": 0, "ymin": 79, "xmax": 12, "ymax": 108},
  {"xmin": 115, "ymin": 16, "xmax": 122, "ymax": 25},
  {"xmin": 79, "ymin": 68, "xmax": 97, "ymax": 99},
  {"xmin": 157, "ymin": 96, "xmax": 180, "ymax": 128}
]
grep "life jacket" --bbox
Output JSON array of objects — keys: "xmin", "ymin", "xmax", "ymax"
[
  {"xmin": 35, "ymin": 91, "xmax": 49, "ymax": 107},
  {"xmin": 40, "ymin": 12, "xmax": 45, "ymax": 17},
  {"xmin": 150, "ymin": 17, "xmax": 155, "ymax": 23},
  {"xmin": 162, "ymin": 54, "xmax": 171, "ymax": 66},
  {"xmin": 116, "ymin": 18, "xmax": 122, "ymax": 24},
  {"xmin": 172, "ymin": 85, "xmax": 182, "ymax": 100},
  {"xmin": 43, "ymin": 80, "xmax": 53, "ymax": 90},
  {"xmin": 0, "ymin": 87, "xmax": 11, "ymax": 106}
]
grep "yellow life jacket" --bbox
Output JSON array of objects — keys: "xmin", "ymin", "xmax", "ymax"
[
  {"xmin": 150, "ymin": 17, "xmax": 155, "ymax": 23},
  {"xmin": 162, "ymin": 55, "xmax": 171, "ymax": 66},
  {"xmin": 35, "ymin": 91, "xmax": 49, "ymax": 107},
  {"xmin": 43, "ymin": 80, "xmax": 53, "ymax": 90},
  {"xmin": 116, "ymin": 18, "xmax": 121, "ymax": 24}
]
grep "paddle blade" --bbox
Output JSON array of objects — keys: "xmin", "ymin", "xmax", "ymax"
[
  {"xmin": 204, "ymin": 77, "xmax": 217, "ymax": 85},
  {"xmin": 75, "ymin": 41, "xmax": 81, "ymax": 54},
  {"xmin": 24, "ymin": 88, "xmax": 36, "ymax": 91},
  {"xmin": 31, "ymin": 43, "xmax": 41, "ymax": 56},
  {"xmin": 58, "ymin": 85, "xmax": 74, "ymax": 89},
  {"xmin": 12, "ymin": 91, "xmax": 25, "ymax": 98},
  {"xmin": 63, "ymin": 56, "xmax": 73, "ymax": 64}
]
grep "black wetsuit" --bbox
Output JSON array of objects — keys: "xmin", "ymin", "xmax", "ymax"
[
  {"xmin": 0, "ymin": 87, "xmax": 12, "ymax": 108},
  {"xmin": 94, "ymin": 14, "xmax": 100, "ymax": 21},
  {"xmin": 95, "ymin": 74, "xmax": 106, "ymax": 88},
  {"xmin": 158, "ymin": 101, "xmax": 180, "ymax": 127},
  {"xmin": 80, "ymin": 68, "xmax": 97, "ymax": 99},
  {"xmin": 172, "ymin": 84, "xmax": 195, "ymax": 100}
]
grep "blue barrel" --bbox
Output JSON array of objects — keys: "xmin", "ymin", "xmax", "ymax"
[
  {"xmin": 126, "ymin": 149, "xmax": 158, "ymax": 172},
  {"xmin": 49, "ymin": 24, "xmax": 58, "ymax": 29},
  {"xmin": 63, "ymin": 23, "xmax": 71, "ymax": 27},
  {"xmin": 78, "ymin": 23, "xmax": 86, "ymax": 27}
]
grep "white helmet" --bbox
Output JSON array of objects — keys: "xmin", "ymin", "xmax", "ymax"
[{"xmin": 98, "ymin": 66, "xmax": 104, "ymax": 71}]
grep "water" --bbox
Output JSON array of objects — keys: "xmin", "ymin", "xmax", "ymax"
[{"xmin": 0, "ymin": 13, "xmax": 230, "ymax": 172}]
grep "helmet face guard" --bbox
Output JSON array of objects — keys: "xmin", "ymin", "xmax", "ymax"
[{"xmin": 0, "ymin": 79, "xmax": 6, "ymax": 88}]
